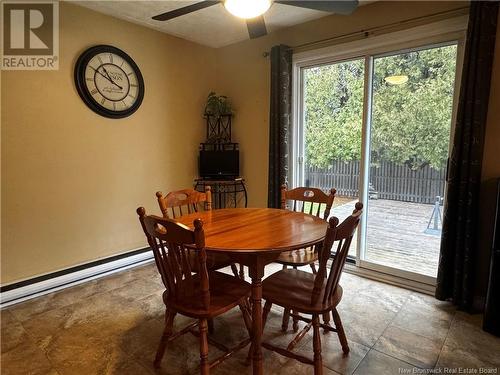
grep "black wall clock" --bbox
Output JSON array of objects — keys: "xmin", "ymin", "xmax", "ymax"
[{"xmin": 74, "ymin": 45, "xmax": 144, "ymax": 119}]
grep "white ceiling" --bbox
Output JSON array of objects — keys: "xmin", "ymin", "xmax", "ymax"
[{"xmin": 72, "ymin": 1, "xmax": 350, "ymax": 48}]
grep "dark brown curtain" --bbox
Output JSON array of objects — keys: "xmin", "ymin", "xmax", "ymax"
[
  {"xmin": 436, "ymin": 1, "xmax": 499, "ymax": 310},
  {"xmin": 268, "ymin": 44, "xmax": 292, "ymax": 208}
]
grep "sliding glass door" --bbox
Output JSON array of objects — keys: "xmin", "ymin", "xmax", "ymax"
[
  {"xmin": 294, "ymin": 41, "xmax": 461, "ymax": 284},
  {"xmin": 364, "ymin": 45, "xmax": 458, "ymax": 279}
]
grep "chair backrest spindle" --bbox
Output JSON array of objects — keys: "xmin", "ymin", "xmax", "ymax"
[
  {"xmin": 281, "ymin": 184, "xmax": 336, "ymax": 220},
  {"xmin": 157, "ymin": 187, "xmax": 212, "ymax": 219}
]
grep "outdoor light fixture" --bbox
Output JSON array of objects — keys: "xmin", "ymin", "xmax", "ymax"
[
  {"xmin": 385, "ymin": 75, "xmax": 409, "ymax": 85},
  {"xmin": 224, "ymin": 0, "xmax": 272, "ymax": 19}
]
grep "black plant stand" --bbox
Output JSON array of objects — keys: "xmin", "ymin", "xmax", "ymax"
[{"xmin": 194, "ymin": 178, "xmax": 247, "ymax": 209}]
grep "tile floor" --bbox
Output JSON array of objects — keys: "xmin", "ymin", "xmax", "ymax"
[{"xmin": 1, "ymin": 262, "xmax": 500, "ymax": 375}]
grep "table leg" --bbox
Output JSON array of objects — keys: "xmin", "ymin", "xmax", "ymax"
[
  {"xmin": 235, "ymin": 254, "xmax": 276, "ymax": 374},
  {"xmin": 251, "ymin": 275, "xmax": 263, "ymax": 375}
]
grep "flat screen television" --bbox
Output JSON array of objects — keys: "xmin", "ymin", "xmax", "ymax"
[{"xmin": 199, "ymin": 150, "xmax": 239, "ymax": 179}]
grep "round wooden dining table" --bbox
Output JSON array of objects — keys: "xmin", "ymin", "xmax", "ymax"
[{"xmin": 176, "ymin": 208, "xmax": 328, "ymax": 375}]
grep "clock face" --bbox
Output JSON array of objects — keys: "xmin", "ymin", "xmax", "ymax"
[{"xmin": 74, "ymin": 45, "xmax": 144, "ymax": 119}]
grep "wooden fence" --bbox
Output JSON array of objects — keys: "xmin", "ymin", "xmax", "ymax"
[{"xmin": 304, "ymin": 160, "xmax": 446, "ymax": 204}]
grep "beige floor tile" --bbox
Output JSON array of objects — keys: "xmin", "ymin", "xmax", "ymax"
[
  {"xmin": 335, "ymin": 308, "xmax": 392, "ymax": 348},
  {"xmin": 134, "ymin": 289, "xmax": 166, "ymax": 320},
  {"xmin": 133, "ymin": 327, "xmax": 226, "ymax": 374},
  {"xmin": 261, "ymin": 308, "xmax": 315, "ymax": 348},
  {"xmin": 405, "ymin": 293, "xmax": 456, "ymax": 319},
  {"xmin": 128, "ymin": 262, "xmax": 159, "ymax": 280},
  {"xmin": 354, "ymin": 349, "xmax": 418, "ymax": 375},
  {"xmin": 373, "ymin": 325, "xmax": 443, "ymax": 368},
  {"xmin": 254, "ymin": 304, "xmax": 369, "ymax": 375},
  {"xmin": 1, "ymin": 334, "xmax": 58, "ymax": 375},
  {"xmin": 351, "ymin": 282, "xmax": 411, "ymax": 314},
  {"xmin": 444, "ymin": 312, "xmax": 500, "ymax": 367},
  {"xmin": 1, "ymin": 310, "xmax": 31, "ymax": 354},
  {"xmin": 435, "ymin": 344, "xmax": 500, "ymax": 372},
  {"xmin": 385, "ymin": 293, "xmax": 455, "ymax": 347},
  {"xmin": 390, "ymin": 309, "xmax": 451, "ymax": 344},
  {"xmin": 1, "ymin": 309, "xmax": 18, "ymax": 327},
  {"xmin": 48, "ymin": 343, "xmax": 151, "ymax": 375},
  {"xmin": 339, "ymin": 293, "xmax": 400, "ymax": 322},
  {"xmin": 110, "ymin": 276, "xmax": 164, "ymax": 302},
  {"xmin": 3, "ymin": 265, "xmax": 500, "ymax": 375},
  {"xmin": 6, "ymin": 265, "xmax": 154, "ymax": 324},
  {"xmin": 336, "ymin": 285, "xmax": 404, "ymax": 348},
  {"xmin": 8, "ymin": 280, "xmax": 110, "ymax": 322},
  {"xmin": 92, "ymin": 267, "xmax": 145, "ymax": 294},
  {"xmin": 20, "ymin": 292, "xmax": 148, "ymax": 351},
  {"xmin": 118, "ymin": 315, "xmax": 169, "ymax": 358},
  {"xmin": 295, "ymin": 332, "xmax": 369, "ymax": 375},
  {"xmin": 210, "ymin": 308, "xmax": 253, "ymax": 345}
]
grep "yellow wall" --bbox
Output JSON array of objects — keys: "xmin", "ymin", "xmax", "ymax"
[
  {"xmin": 1, "ymin": 2, "xmax": 216, "ymax": 283},
  {"xmin": 214, "ymin": 1, "xmax": 468, "ymax": 208}
]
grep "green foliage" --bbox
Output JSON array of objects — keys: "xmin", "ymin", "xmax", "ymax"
[
  {"xmin": 304, "ymin": 59, "xmax": 364, "ymax": 167},
  {"xmin": 204, "ymin": 92, "xmax": 233, "ymax": 117},
  {"xmin": 304, "ymin": 45, "xmax": 457, "ymax": 170}
]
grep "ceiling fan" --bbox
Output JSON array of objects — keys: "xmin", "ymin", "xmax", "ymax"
[{"xmin": 152, "ymin": 0, "xmax": 359, "ymax": 39}]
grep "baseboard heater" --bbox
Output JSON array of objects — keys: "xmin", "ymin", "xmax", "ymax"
[{"xmin": 0, "ymin": 247, "xmax": 154, "ymax": 308}]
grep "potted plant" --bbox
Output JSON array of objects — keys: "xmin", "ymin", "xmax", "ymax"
[
  {"xmin": 203, "ymin": 92, "xmax": 234, "ymax": 143},
  {"xmin": 204, "ymin": 92, "xmax": 233, "ymax": 118}
]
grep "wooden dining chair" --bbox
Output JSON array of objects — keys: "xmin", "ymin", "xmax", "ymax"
[
  {"xmin": 156, "ymin": 187, "xmax": 241, "ymax": 278},
  {"xmin": 157, "ymin": 187, "xmax": 212, "ymax": 219},
  {"xmin": 261, "ymin": 203, "xmax": 363, "ymax": 375},
  {"xmin": 136, "ymin": 207, "xmax": 252, "ymax": 374},
  {"xmin": 278, "ymin": 184, "xmax": 336, "ymax": 332}
]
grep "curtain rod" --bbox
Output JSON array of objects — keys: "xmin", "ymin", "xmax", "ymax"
[{"xmin": 262, "ymin": 6, "xmax": 469, "ymax": 57}]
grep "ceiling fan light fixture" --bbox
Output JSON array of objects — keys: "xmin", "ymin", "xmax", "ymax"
[
  {"xmin": 224, "ymin": 0, "xmax": 271, "ymax": 19},
  {"xmin": 385, "ymin": 75, "xmax": 409, "ymax": 85}
]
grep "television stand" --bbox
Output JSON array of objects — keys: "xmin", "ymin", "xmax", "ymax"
[{"xmin": 194, "ymin": 177, "xmax": 247, "ymax": 209}]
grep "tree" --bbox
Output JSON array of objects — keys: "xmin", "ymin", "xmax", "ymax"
[
  {"xmin": 304, "ymin": 59, "xmax": 364, "ymax": 167},
  {"xmin": 304, "ymin": 44, "xmax": 457, "ymax": 170}
]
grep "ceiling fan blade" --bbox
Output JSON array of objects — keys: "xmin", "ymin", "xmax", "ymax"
[
  {"xmin": 275, "ymin": 0, "xmax": 359, "ymax": 15},
  {"xmin": 152, "ymin": 1, "xmax": 220, "ymax": 21},
  {"xmin": 246, "ymin": 16, "xmax": 267, "ymax": 39}
]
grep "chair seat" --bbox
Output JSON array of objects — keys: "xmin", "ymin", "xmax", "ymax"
[
  {"xmin": 262, "ymin": 269, "xmax": 342, "ymax": 314},
  {"xmin": 165, "ymin": 271, "xmax": 251, "ymax": 318},
  {"xmin": 188, "ymin": 251, "xmax": 232, "ymax": 272},
  {"xmin": 275, "ymin": 248, "xmax": 318, "ymax": 267}
]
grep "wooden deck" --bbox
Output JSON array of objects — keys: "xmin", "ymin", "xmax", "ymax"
[{"xmin": 331, "ymin": 198, "xmax": 441, "ymax": 277}]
